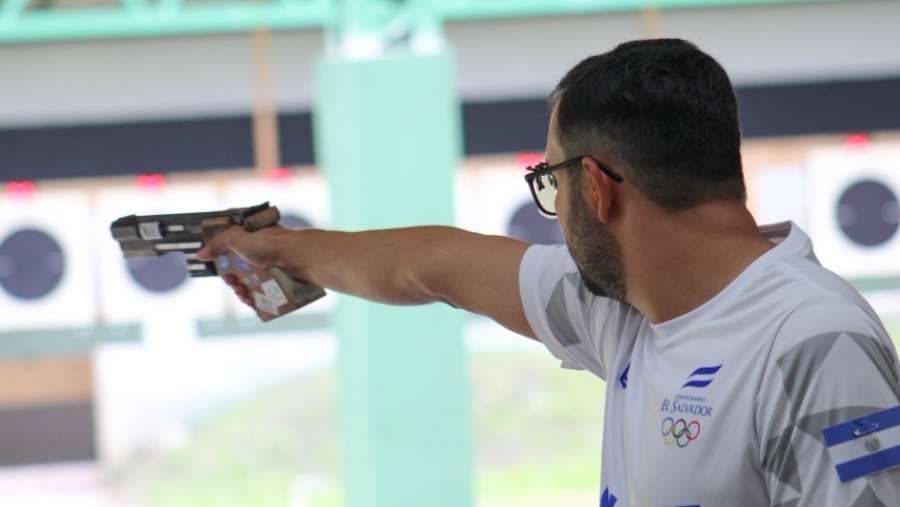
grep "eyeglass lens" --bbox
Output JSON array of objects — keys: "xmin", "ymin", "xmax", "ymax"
[{"xmin": 534, "ymin": 172, "xmax": 558, "ymax": 215}]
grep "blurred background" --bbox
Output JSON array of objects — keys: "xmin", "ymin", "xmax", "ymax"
[{"xmin": 2, "ymin": 0, "xmax": 900, "ymax": 506}]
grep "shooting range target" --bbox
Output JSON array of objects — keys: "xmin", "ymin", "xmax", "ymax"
[
  {"xmin": 465, "ymin": 156, "xmax": 565, "ymax": 245},
  {"xmin": 0, "ymin": 189, "xmax": 96, "ymax": 331},
  {"xmin": 749, "ymin": 162, "xmax": 809, "ymax": 232},
  {"xmin": 806, "ymin": 144, "xmax": 900, "ymax": 281},
  {"xmin": 95, "ymin": 182, "xmax": 227, "ymax": 324},
  {"xmin": 222, "ymin": 169, "xmax": 333, "ymax": 316}
]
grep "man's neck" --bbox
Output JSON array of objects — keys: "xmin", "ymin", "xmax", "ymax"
[{"xmin": 620, "ymin": 200, "xmax": 775, "ymax": 324}]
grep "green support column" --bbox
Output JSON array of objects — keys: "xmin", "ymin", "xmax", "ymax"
[{"xmin": 314, "ymin": 49, "xmax": 473, "ymax": 507}]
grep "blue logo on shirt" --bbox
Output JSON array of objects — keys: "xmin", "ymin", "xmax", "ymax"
[
  {"xmin": 619, "ymin": 362, "xmax": 631, "ymax": 389},
  {"xmin": 681, "ymin": 364, "xmax": 722, "ymax": 389},
  {"xmin": 601, "ymin": 486, "xmax": 700, "ymax": 507},
  {"xmin": 600, "ymin": 488, "xmax": 617, "ymax": 507}
]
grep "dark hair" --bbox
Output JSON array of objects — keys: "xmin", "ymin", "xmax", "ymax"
[{"xmin": 551, "ymin": 38, "xmax": 746, "ymax": 211}]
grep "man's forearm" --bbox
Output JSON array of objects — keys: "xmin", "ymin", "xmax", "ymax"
[{"xmin": 278, "ymin": 226, "xmax": 463, "ymax": 306}]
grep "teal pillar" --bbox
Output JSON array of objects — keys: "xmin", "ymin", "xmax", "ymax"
[{"xmin": 314, "ymin": 49, "xmax": 473, "ymax": 507}]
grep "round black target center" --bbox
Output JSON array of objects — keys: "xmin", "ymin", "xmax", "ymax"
[
  {"xmin": 836, "ymin": 179, "xmax": 900, "ymax": 247},
  {"xmin": 126, "ymin": 252, "xmax": 189, "ymax": 293},
  {"xmin": 279, "ymin": 213, "xmax": 313, "ymax": 230},
  {"xmin": 508, "ymin": 203, "xmax": 565, "ymax": 245},
  {"xmin": 0, "ymin": 228, "xmax": 65, "ymax": 300}
]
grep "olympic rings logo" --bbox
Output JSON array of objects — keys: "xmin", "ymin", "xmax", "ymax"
[{"xmin": 661, "ymin": 417, "xmax": 701, "ymax": 448}]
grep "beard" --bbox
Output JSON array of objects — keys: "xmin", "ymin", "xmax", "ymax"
[{"xmin": 564, "ymin": 182, "xmax": 627, "ymax": 301}]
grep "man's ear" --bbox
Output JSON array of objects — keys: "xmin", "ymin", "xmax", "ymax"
[{"xmin": 584, "ymin": 158, "xmax": 615, "ymax": 224}]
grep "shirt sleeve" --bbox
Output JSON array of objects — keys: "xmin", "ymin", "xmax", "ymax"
[
  {"xmin": 756, "ymin": 295, "xmax": 900, "ymax": 506},
  {"xmin": 518, "ymin": 243, "xmax": 644, "ymax": 381}
]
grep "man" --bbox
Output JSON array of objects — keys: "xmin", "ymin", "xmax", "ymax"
[{"xmin": 198, "ymin": 39, "xmax": 900, "ymax": 506}]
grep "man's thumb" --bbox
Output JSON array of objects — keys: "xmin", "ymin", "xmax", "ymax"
[{"xmin": 196, "ymin": 226, "xmax": 240, "ymax": 261}]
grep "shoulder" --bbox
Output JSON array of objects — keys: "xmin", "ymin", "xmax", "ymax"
[
  {"xmin": 760, "ymin": 263, "xmax": 899, "ymax": 393},
  {"xmin": 747, "ymin": 225, "xmax": 890, "ymax": 358},
  {"xmin": 768, "ymin": 281, "xmax": 892, "ymax": 365},
  {"xmin": 757, "ymin": 290, "xmax": 900, "ymax": 443},
  {"xmin": 518, "ymin": 244, "xmax": 590, "ymax": 318},
  {"xmin": 763, "ymin": 222, "xmax": 899, "ymax": 388},
  {"xmin": 518, "ymin": 244, "xmax": 645, "ymax": 376}
]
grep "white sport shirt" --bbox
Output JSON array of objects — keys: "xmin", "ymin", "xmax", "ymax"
[{"xmin": 519, "ymin": 222, "xmax": 900, "ymax": 507}]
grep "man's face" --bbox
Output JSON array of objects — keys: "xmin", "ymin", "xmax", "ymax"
[
  {"xmin": 564, "ymin": 174, "xmax": 627, "ymax": 300},
  {"xmin": 547, "ymin": 107, "xmax": 627, "ymax": 301}
]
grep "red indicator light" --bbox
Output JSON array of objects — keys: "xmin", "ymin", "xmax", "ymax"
[
  {"xmin": 264, "ymin": 167, "xmax": 294, "ymax": 182},
  {"xmin": 844, "ymin": 133, "xmax": 870, "ymax": 149},
  {"xmin": 515, "ymin": 152, "xmax": 544, "ymax": 170},
  {"xmin": 135, "ymin": 174, "xmax": 167, "ymax": 190},
  {"xmin": 4, "ymin": 181, "xmax": 37, "ymax": 196}
]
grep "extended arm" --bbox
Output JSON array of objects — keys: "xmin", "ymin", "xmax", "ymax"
[{"xmin": 196, "ymin": 225, "xmax": 537, "ymax": 340}]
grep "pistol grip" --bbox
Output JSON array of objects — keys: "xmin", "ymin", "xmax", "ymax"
[
  {"xmin": 213, "ymin": 254, "xmax": 325, "ymax": 321},
  {"xmin": 201, "ymin": 215, "xmax": 326, "ymax": 321},
  {"xmin": 269, "ymin": 267, "xmax": 327, "ymax": 310}
]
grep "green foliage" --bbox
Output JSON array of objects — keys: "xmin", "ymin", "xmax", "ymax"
[
  {"xmin": 887, "ymin": 318, "xmax": 900, "ymax": 350},
  {"xmin": 116, "ymin": 370, "xmax": 341, "ymax": 507},
  {"xmin": 115, "ymin": 348, "xmax": 606, "ymax": 507}
]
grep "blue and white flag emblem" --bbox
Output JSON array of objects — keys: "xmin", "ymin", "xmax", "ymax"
[
  {"xmin": 822, "ymin": 405, "xmax": 900, "ymax": 482},
  {"xmin": 681, "ymin": 364, "xmax": 722, "ymax": 389}
]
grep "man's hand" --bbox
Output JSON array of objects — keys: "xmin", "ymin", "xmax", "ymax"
[
  {"xmin": 196, "ymin": 224, "xmax": 292, "ymax": 308},
  {"xmin": 197, "ymin": 222, "xmax": 286, "ymax": 268}
]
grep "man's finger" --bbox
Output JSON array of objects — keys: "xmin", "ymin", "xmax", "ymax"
[{"xmin": 196, "ymin": 225, "xmax": 241, "ymax": 261}]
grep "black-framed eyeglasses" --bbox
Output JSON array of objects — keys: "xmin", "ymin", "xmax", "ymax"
[{"xmin": 524, "ymin": 155, "xmax": 624, "ymax": 218}]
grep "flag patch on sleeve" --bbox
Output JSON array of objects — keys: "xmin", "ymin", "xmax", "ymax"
[{"xmin": 822, "ymin": 406, "xmax": 900, "ymax": 482}]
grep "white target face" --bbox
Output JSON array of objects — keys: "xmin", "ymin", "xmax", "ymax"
[
  {"xmin": 0, "ymin": 190, "xmax": 96, "ymax": 331},
  {"xmin": 751, "ymin": 163, "xmax": 808, "ymax": 231},
  {"xmin": 807, "ymin": 144, "xmax": 900, "ymax": 281},
  {"xmin": 96, "ymin": 183, "xmax": 227, "ymax": 324},
  {"xmin": 454, "ymin": 166, "xmax": 479, "ymax": 234}
]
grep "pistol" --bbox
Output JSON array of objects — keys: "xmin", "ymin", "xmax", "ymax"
[{"xmin": 110, "ymin": 202, "xmax": 326, "ymax": 321}]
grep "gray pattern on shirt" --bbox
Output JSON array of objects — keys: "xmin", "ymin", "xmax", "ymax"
[{"xmin": 766, "ymin": 332, "xmax": 900, "ymax": 506}]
